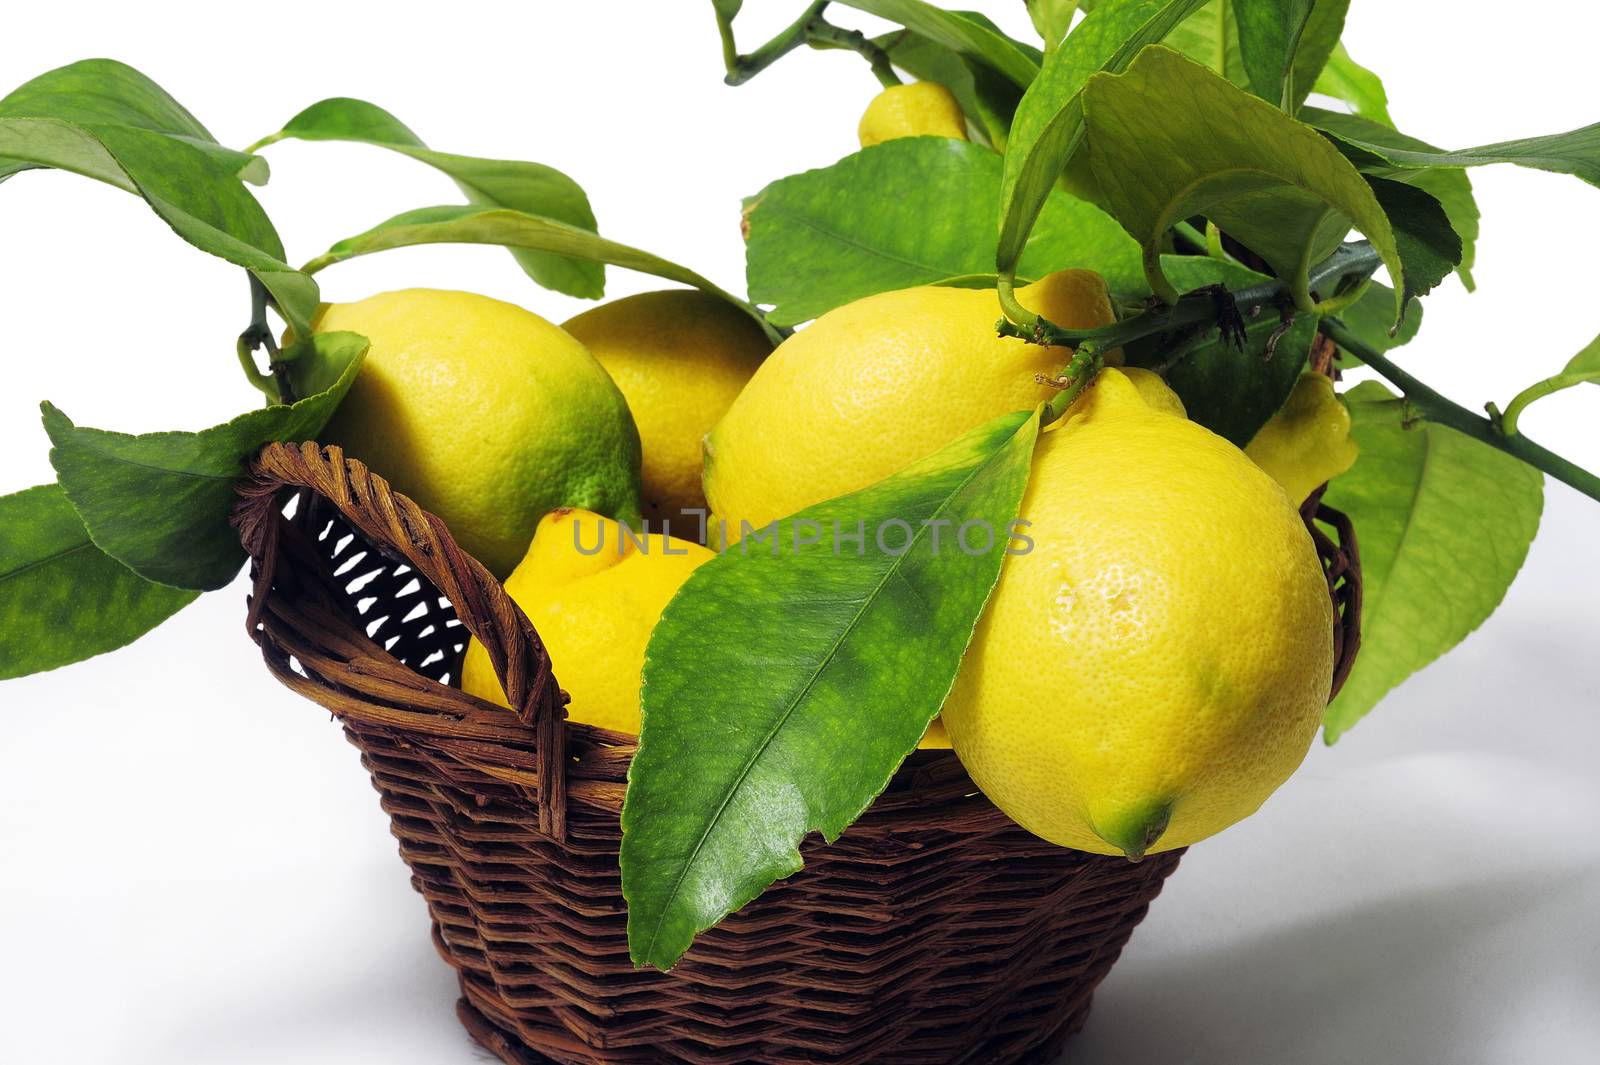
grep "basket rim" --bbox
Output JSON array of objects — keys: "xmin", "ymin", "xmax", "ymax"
[{"xmin": 234, "ymin": 439, "xmax": 1362, "ymax": 842}]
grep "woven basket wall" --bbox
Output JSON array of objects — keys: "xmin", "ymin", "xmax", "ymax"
[{"xmin": 233, "ymin": 441, "xmax": 1362, "ymax": 1065}]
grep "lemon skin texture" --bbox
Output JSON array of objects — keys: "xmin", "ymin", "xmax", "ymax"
[
  {"xmin": 704, "ymin": 270, "xmax": 1117, "ymax": 539},
  {"xmin": 315, "ymin": 289, "xmax": 643, "ymax": 578},
  {"xmin": 461, "ymin": 508, "xmax": 714, "ymax": 734},
  {"xmin": 563, "ymin": 290, "xmax": 772, "ymax": 536},
  {"xmin": 942, "ymin": 369, "xmax": 1334, "ymax": 858},
  {"xmin": 858, "ymin": 81, "xmax": 968, "ymax": 147},
  {"xmin": 1246, "ymin": 371, "xmax": 1360, "ymax": 505}
]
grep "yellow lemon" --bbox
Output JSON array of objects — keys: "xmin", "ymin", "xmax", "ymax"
[
  {"xmin": 858, "ymin": 81, "xmax": 968, "ymax": 147},
  {"xmin": 461, "ymin": 508, "xmax": 713, "ymax": 734},
  {"xmin": 563, "ymin": 290, "xmax": 772, "ymax": 536},
  {"xmin": 315, "ymin": 289, "xmax": 642, "ymax": 577},
  {"xmin": 704, "ymin": 270, "xmax": 1117, "ymax": 540},
  {"xmin": 942, "ymin": 369, "xmax": 1334, "ymax": 858},
  {"xmin": 1246, "ymin": 371, "xmax": 1360, "ymax": 504}
]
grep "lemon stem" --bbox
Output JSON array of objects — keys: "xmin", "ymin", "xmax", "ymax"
[
  {"xmin": 237, "ymin": 273, "xmax": 296, "ymax": 405},
  {"xmin": 236, "ymin": 335, "xmax": 279, "ymax": 404},
  {"xmin": 996, "ymin": 274, "xmax": 1038, "ymax": 333},
  {"xmin": 1041, "ymin": 347, "xmax": 1104, "ymax": 423},
  {"xmin": 1500, "ymin": 362, "xmax": 1600, "ymax": 436}
]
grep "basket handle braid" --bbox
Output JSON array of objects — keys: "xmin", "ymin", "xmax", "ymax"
[{"xmin": 233, "ymin": 440, "xmax": 569, "ymax": 837}]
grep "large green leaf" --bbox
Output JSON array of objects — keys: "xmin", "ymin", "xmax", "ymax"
[
  {"xmin": 1090, "ymin": 0, "xmax": 1346, "ymax": 108},
  {"xmin": 997, "ymin": 0, "xmax": 1209, "ymax": 283},
  {"xmin": 746, "ymin": 138, "xmax": 1143, "ymax": 326},
  {"xmin": 0, "ymin": 63, "xmax": 314, "ymax": 333},
  {"xmin": 1233, "ymin": 0, "xmax": 1315, "ymax": 107},
  {"xmin": 1027, "ymin": 0, "xmax": 1080, "ymax": 50},
  {"xmin": 1307, "ymin": 107, "xmax": 1481, "ymax": 288},
  {"xmin": 1156, "ymin": 0, "xmax": 1244, "ymax": 81},
  {"xmin": 254, "ymin": 97, "xmax": 602, "ymax": 298},
  {"xmin": 1072, "ymin": 46, "xmax": 1405, "ymax": 317},
  {"xmin": 1320, "ymin": 381, "xmax": 1544, "ymax": 741},
  {"xmin": 1123, "ymin": 256, "xmax": 1316, "ymax": 444},
  {"xmin": 622, "ymin": 408, "xmax": 1042, "ymax": 970},
  {"xmin": 836, "ymin": 0, "xmax": 1042, "ymax": 86},
  {"xmin": 42, "ymin": 332, "xmax": 369, "ymax": 592},
  {"xmin": 1366, "ymin": 176, "xmax": 1460, "ymax": 306},
  {"xmin": 1283, "ymin": 0, "xmax": 1349, "ymax": 111},
  {"xmin": 0, "ymin": 58, "xmax": 265, "ymax": 183},
  {"xmin": 304, "ymin": 204, "xmax": 775, "ymax": 342},
  {"xmin": 1305, "ymin": 112, "xmax": 1600, "ymax": 187},
  {"xmin": 0, "ymin": 484, "xmax": 197, "ymax": 679}
]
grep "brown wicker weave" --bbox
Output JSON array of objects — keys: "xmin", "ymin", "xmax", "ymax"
[{"xmin": 233, "ymin": 441, "xmax": 1362, "ymax": 1065}]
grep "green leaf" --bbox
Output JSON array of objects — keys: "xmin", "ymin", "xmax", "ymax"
[
  {"xmin": 1320, "ymin": 381, "xmax": 1543, "ymax": 741},
  {"xmin": 1085, "ymin": 0, "xmax": 1347, "ymax": 109},
  {"xmin": 836, "ymin": 0, "xmax": 1042, "ymax": 86},
  {"xmin": 0, "ymin": 484, "xmax": 197, "ymax": 679},
  {"xmin": 1304, "ymin": 111, "xmax": 1600, "ymax": 188},
  {"xmin": 304, "ymin": 204, "xmax": 776, "ymax": 342},
  {"xmin": 1027, "ymin": 0, "xmax": 1080, "ymax": 49},
  {"xmin": 0, "ymin": 62, "xmax": 314, "ymax": 332},
  {"xmin": 1284, "ymin": 0, "xmax": 1350, "ymax": 112},
  {"xmin": 1233, "ymin": 0, "xmax": 1315, "ymax": 107},
  {"xmin": 997, "ymin": 0, "xmax": 1209, "ymax": 283},
  {"xmin": 1073, "ymin": 46, "xmax": 1405, "ymax": 318},
  {"xmin": 42, "ymin": 332, "xmax": 369, "ymax": 592},
  {"xmin": 747, "ymin": 138, "xmax": 1142, "ymax": 326},
  {"xmin": 0, "ymin": 117, "xmax": 317, "ymax": 336},
  {"xmin": 1367, "ymin": 175, "xmax": 1460, "ymax": 306},
  {"xmin": 1562, "ymin": 335, "xmax": 1600, "ymax": 377},
  {"xmin": 1156, "ymin": 0, "xmax": 1244, "ymax": 82},
  {"xmin": 622, "ymin": 407, "xmax": 1042, "ymax": 970},
  {"xmin": 256, "ymin": 97, "xmax": 602, "ymax": 298},
  {"xmin": 1307, "ymin": 107, "xmax": 1480, "ymax": 288},
  {"xmin": 1124, "ymin": 256, "xmax": 1316, "ymax": 444},
  {"xmin": 1311, "ymin": 42, "xmax": 1392, "ymax": 125},
  {"xmin": 0, "ymin": 58, "xmax": 266, "ymax": 183}
]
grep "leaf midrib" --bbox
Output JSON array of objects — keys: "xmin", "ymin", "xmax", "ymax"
[
  {"xmin": 0, "ymin": 538, "xmax": 94, "ymax": 585},
  {"xmin": 758, "ymin": 199, "xmax": 980, "ymax": 279},
  {"xmin": 1359, "ymin": 423, "xmax": 1435, "ymax": 656},
  {"xmin": 61, "ymin": 429, "xmax": 243, "ymax": 483},
  {"xmin": 636, "ymin": 422, "xmax": 1025, "ymax": 963}
]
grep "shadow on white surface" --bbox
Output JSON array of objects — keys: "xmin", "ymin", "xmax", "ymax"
[{"xmin": 1065, "ymin": 869, "xmax": 1600, "ymax": 1065}]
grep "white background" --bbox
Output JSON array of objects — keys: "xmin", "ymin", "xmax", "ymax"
[{"xmin": 2, "ymin": 3, "xmax": 1598, "ymax": 1063}]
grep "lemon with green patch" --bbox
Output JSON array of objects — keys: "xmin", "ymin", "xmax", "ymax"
[
  {"xmin": 314, "ymin": 288, "xmax": 642, "ymax": 577},
  {"xmin": 942, "ymin": 368, "xmax": 1334, "ymax": 858},
  {"xmin": 1246, "ymin": 371, "xmax": 1360, "ymax": 504}
]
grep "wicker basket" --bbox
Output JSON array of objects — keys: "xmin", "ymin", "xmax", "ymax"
[{"xmin": 233, "ymin": 441, "xmax": 1361, "ymax": 1065}]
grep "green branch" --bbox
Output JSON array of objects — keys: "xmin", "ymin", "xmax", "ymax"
[
  {"xmin": 716, "ymin": 1, "xmax": 901, "ymax": 88},
  {"xmin": 992, "ymin": 239, "xmax": 1600, "ymax": 504},
  {"xmin": 998, "ymin": 242, "xmax": 1384, "ymax": 353},
  {"xmin": 1321, "ymin": 318, "xmax": 1600, "ymax": 504}
]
